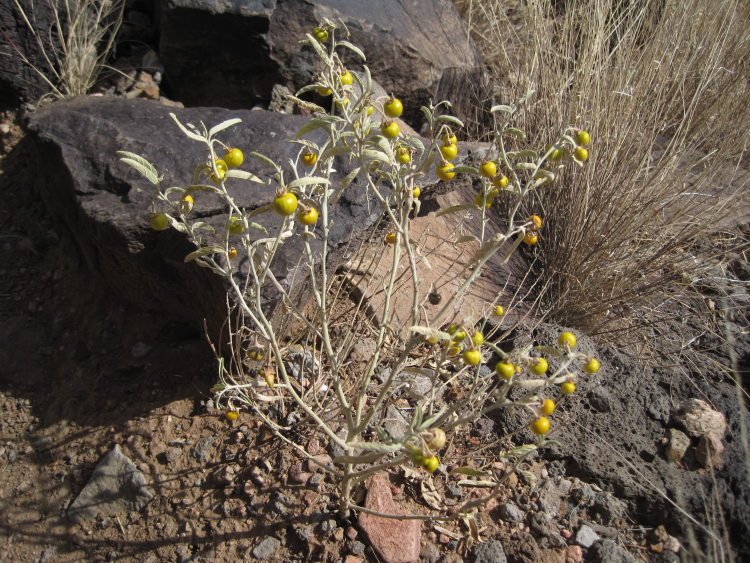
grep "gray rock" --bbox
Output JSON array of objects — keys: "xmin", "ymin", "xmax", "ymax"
[
  {"xmin": 527, "ymin": 511, "xmax": 556, "ymax": 537},
  {"xmin": 252, "ymin": 536, "xmax": 281, "ymax": 560},
  {"xmin": 350, "ymin": 540, "xmax": 366, "ymax": 556},
  {"xmin": 498, "ymin": 502, "xmax": 523, "ymax": 523},
  {"xmin": 574, "ymin": 524, "xmax": 599, "ymax": 548},
  {"xmin": 130, "ymin": 341, "xmax": 152, "ymax": 358},
  {"xmin": 473, "ymin": 539, "xmax": 507, "ymax": 563},
  {"xmin": 664, "ymin": 428, "xmax": 690, "ymax": 462},
  {"xmin": 67, "ymin": 445, "xmax": 153, "ymax": 522},
  {"xmin": 27, "ymin": 97, "xmax": 381, "ymax": 341},
  {"xmin": 537, "ymin": 478, "xmax": 563, "ymax": 516},
  {"xmin": 156, "ymin": 0, "xmax": 483, "ymax": 124},
  {"xmin": 591, "ymin": 493, "xmax": 627, "ymax": 525},
  {"xmin": 0, "ymin": 1, "xmax": 58, "ymax": 104},
  {"xmin": 383, "ymin": 405, "xmax": 410, "ymax": 440},
  {"xmin": 191, "ymin": 437, "xmax": 216, "ymax": 463},
  {"xmin": 586, "ymin": 539, "xmax": 637, "ymax": 563}
]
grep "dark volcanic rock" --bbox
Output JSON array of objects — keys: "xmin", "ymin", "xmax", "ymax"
[
  {"xmin": 26, "ymin": 96, "xmax": 378, "ymax": 334},
  {"xmin": 0, "ymin": 2, "xmax": 57, "ymax": 106},
  {"xmin": 155, "ymin": 0, "xmax": 483, "ymax": 125},
  {"xmin": 489, "ymin": 322, "xmax": 750, "ymax": 558}
]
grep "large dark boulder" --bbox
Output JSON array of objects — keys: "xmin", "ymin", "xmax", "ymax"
[
  {"xmin": 155, "ymin": 0, "xmax": 484, "ymax": 125},
  {"xmin": 26, "ymin": 96, "xmax": 379, "ymax": 334},
  {"xmin": 491, "ymin": 322, "xmax": 750, "ymax": 558},
  {"xmin": 0, "ymin": 1, "xmax": 57, "ymax": 107}
]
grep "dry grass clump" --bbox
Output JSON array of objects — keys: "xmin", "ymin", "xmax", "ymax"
[
  {"xmin": 455, "ymin": 0, "xmax": 750, "ymax": 336},
  {"xmin": 4, "ymin": 0, "xmax": 123, "ymax": 101}
]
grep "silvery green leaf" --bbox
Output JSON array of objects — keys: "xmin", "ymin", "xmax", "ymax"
[
  {"xmin": 319, "ymin": 145, "xmax": 351, "ymax": 161},
  {"xmin": 403, "ymin": 136, "xmax": 424, "ymax": 153},
  {"xmin": 226, "ymin": 169, "xmax": 264, "ymax": 183},
  {"xmin": 191, "ymin": 222, "xmax": 215, "ymax": 233},
  {"xmin": 456, "ymin": 235, "xmax": 480, "ymax": 244},
  {"xmin": 288, "ymin": 176, "xmax": 330, "ymax": 189},
  {"xmin": 304, "ymin": 33, "xmax": 330, "ymax": 62},
  {"xmin": 436, "ymin": 204, "xmax": 475, "ymax": 217},
  {"xmin": 164, "ymin": 186, "xmax": 185, "ymax": 197},
  {"xmin": 490, "ymin": 104, "xmax": 514, "ymax": 113},
  {"xmin": 332, "ymin": 452, "xmax": 384, "ymax": 464},
  {"xmin": 519, "ymin": 89, "xmax": 536, "ymax": 104},
  {"xmin": 117, "ymin": 151, "xmax": 160, "ymax": 185},
  {"xmin": 437, "ymin": 115, "xmax": 464, "ymax": 127},
  {"xmin": 166, "ymin": 215, "xmax": 186, "ymax": 232},
  {"xmin": 169, "ymin": 113, "xmax": 206, "ymax": 142},
  {"xmin": 246, "ymin": 204, "xmax": 273, "ymax": 218},
  {"xmin": 421, "ymin": 106, "xmax": 433, "ymax": 127},
  {"xmin": 452, "ymin": 165, "xmax": 476, "ymax": 174},
  {"xmin": 516, "ymin": 162, "xmax": 537, "ymax": 170},
  {"xmin": 337, "ymin": 40, "xmax": 366, "ymax": 61},
  {"xmin": 411, "ymin": 405, "xmax": 423, "ymax": 430},
  {"xmin": 185, "ymin": 184, "xmax": 223, "ymax": 195},
  {"xmin": 362, "ymin": 149, "xmax": 390, "ymax": 163},
  {"xmin": 515, "ymin": 149, "xmax": 539, "ymax": 159},
  {"xmin": 249, "ymin": 152, "xmax": 280, "ymax": 173},
  {"xmin": 295, "ymin": 117, "xmax": 341, "ymax": 139},
  {"xmin": 208, "ymin": 118, "xmax": 242, "ymax": 137},
  {"xmin": 330, "ymin": 167, "xmax": 360, "ymax": 203},
  {"xmin": 514, "ymin": 379, "xmax": 546, "ymax": 389},
  {"xmin": 184, "ymin": 245, "xmax": 224, "ymax": 263},
  {"xmin": 504, "ymin": 127, "xmax": 526, "ymax": 139}
]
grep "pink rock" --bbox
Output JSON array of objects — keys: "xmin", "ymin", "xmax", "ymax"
[
  {"xmin": 672, "ymin": 399, "xmax": 727, "ymax": 438},
  {"xmin": 560, "ymin": 529, "xmax": 573, "ymax": 539},
  {"xmin": 565, "ymin": 545, "xmax": 583, "ymax": 563},
  {"xmin": 358, "ymin": 475, "xmax": 421, "ymax": 563},
  {"xmin": 695, "ymin": 433, "xmax": 725, "ymax": 468}
]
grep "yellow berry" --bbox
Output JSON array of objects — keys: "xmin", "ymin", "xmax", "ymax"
[
  {"xmin": 540, "ymin": 399, "xmax": 556, "ymax": 416},
  {"xmin": 423, "ymin": 456, "xmax": 439, "ymax": 473},
  {"xmin": 561, "ymin": 381, "xmax": 576, "ymax": 395},
  {"xmin": 385, "ymin": 233, "xmax": 398, "ymax": 245},
  {"xmin": 584, "ymin": 358, "xmax": 600, "ymax": 373},
  {"xmin": 462, "ymin": 349, "xmax": 481, "ymax": 365},
  {"xmin": 495, "ymin": 361, "xmax": 515, "ymax": 379},
  {"xmin": 558, "ymin": 332, "xmax": 577, "ymax": 350},
  {"xmin": 530, "ymin": 416, "xmax": 551, "ymax": 435},
  {"xmin": 225, "ymin": 410, "xmax": 239, "ymax": 421},
  {"xmin": 529, "ymin": 357, "xmax": 548, "ymax": 375},
  {"xmin": 494, "ymin": 305, "xmax": 505, "ymax": 316},
  {"xmin": 492, "ymin": 174, "xmax": 509, "ymax": 188},
  {"xmin": 471, "ymin": 331, "xmax": 484, "ymax": 346}
]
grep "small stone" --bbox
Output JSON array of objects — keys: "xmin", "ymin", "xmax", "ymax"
[
  {"xmin": 345, "ymin": 556, "xmax": 363, "ymax": 563},
  {"xmin": 574, "ymin": 524, "xmax": 600, "ymax": 548},
  {"xmin": 252, "ymin": 536, "xmax": 281, "ymax": 560},
  {"xmin": 346, "ymin": 526, "xmax": 358, "ymax": 540},
  {"xmin": 212, "ymin": 465, "xmax": 237, "ymax": 487},
  {"xmin": 695, "ymin": 433, "xmax": 725, "ymax": 468},
  {"xmin": 306, "ymin": 453, "xmax": 333, "ymax": 473},
  {"xmin": 33, "ymin": 436, "xmax": 54, "ymax": 451},
  {"xmin": 446, "ymin": 482, "xmax": 462, "ymax": 498},
  {"xmin": 565, "ymin": 545, "xmax": 583, "ymax": 563},
  {"xmin": 591, "ymin": 493, "xmax": 627, "ymax": 525},
  {"xmin": 498, "ymin": 502, "xmax": 524, "ymax": 523},
  {"xmin": 672, "ymin": 399, "xmax": 727, "ymax": 438},
  {"xmin": 560, "ymin": 529, "xmax": 572, "ymax": 539},
  {"xmin": 473, "ymin": 539, "xmax": 507, "ymax": 563},
  {"xmin": 664, "ymin": 428, "xmax": 690, "ymax": 463},
  {"xmin": 537, "ymin": 479, "xmax": 563, "ymax": 516},
  {"xmin": 587, "ymin": 539, "xmax": 637, "ymax": 563},
  {"xmin": 528, "ymin": 511, "xmax": 555, "ymax": 537},
  {"xmin": 190, "ymin": 437, "xmax": 215, "ymax": 463},
  {"xmin": 358, "ymin": 475, "xmax": 421, "ymax": 563},
  {"xmin": 438, "ymin": 533, "xmax": 450, "ymax": 544},
  {"xmin": 383, "ymin": 405, "xmax": 410, "ymax": 440},
  {"xmin": 67, "ymin": 445, "xmax": 153, "ymax": 522},
  {"xmin": 130, "ymin": 342, "xmax": 151, "ymax": 358},
  {"xmin": 288, "ymin": 462, "xmax": 311, "ymax": 485},
  {"xmin": 350, "ymin": 541, "xmax": 366, "ymax": 556},
  {"xmin": 558, "ymin": 479, "xmax": 573, "ymax": 495}
]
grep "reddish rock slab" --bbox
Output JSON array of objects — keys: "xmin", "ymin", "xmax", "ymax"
[{"xmin": 358, "ymin": 474, "xmax": 421, "ymax": 563}]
